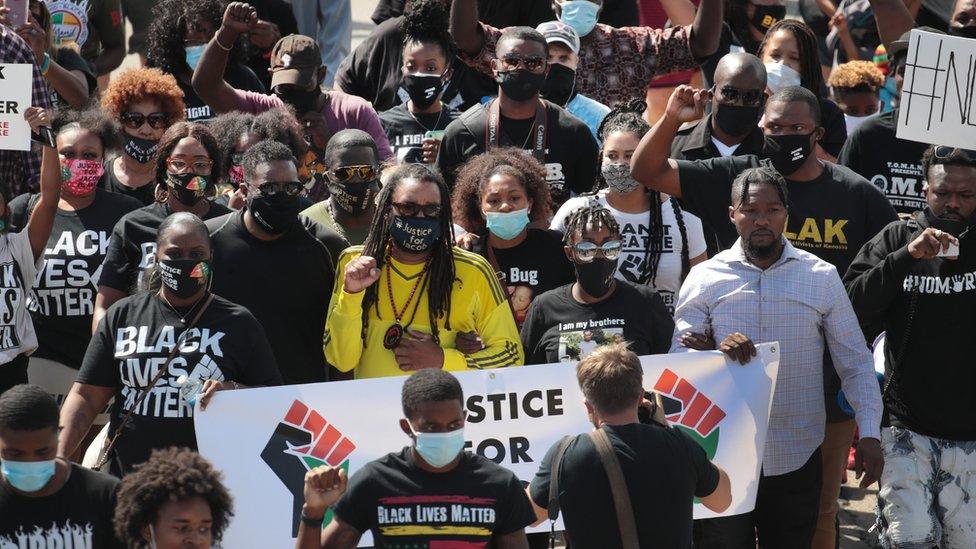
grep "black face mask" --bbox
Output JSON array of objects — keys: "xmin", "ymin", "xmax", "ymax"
[
  {"xmin": 713, "ymin": 103, "xmax": 762, "ymax": 137},
  {"xmin": 402, "ymin": 73, "xmax": 445, "ymax": 110},
  {"xmin": 574, "ymin": 258, "xmax": 618, "ymax": 298},
  {"xmin": 276, "ymin": 86, "xmax": 320, "ymax": 114},
  {"xmin": 328, "ymin": 180, "xmax": 378, "ymax": 216},
  {"xmin": 390, "ymin": 215, "xmax": 442, "ymax": 254},
  {"xmin": 540, "ymin": 63, "xmax": 577, "ymax": 107},
  {"xmin": 248, "ymin": 193, "xmax": 300, "ymax": 234},
  {"xmin": 763, "ymin": 132, "xmax": 815, "ymax": 176},
  {"xmin": 123, "ymin": 134, "xmax": 159, "ymax": 164},
  {"xmin": 158, "ymin": 259, "xmax": 211, "ymax": 298},
  {"xmin": 166, "ymin": 172, "xmax": 209, "ymax": 206},
  {"xmin": 948, "ymin": 25, "xmax": 976, "ymax": 40},
  {"xmin": 496, "ymin": 69, "xmax": 546, "ymax": 102},
  {"xmin": 749, "ymin": 4, "xmax": 785, "ymax": 32}
]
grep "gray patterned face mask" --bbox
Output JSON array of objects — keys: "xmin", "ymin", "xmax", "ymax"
[{"xmin": 601, "ymin": 162, "xmax": 641, "ymax": 194}]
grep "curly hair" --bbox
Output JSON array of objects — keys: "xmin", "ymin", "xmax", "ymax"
[
  {"xmin": 401, "ymin": 0, "xmax": 458, "ymax": 60},
  {"xmin": 101, "ymin": 68, "xmax": 186, "ymax": 124},
  {"xmin": 52, "ymin": 104, "xmax": 121, "ymax": 152},
  {"xmin": 153, "ymin": 122, "xmax": 222, "ymax": 201},
  {"xmin": 759, "ymin": 19, "xmax": 825, "ymax": 100},
  {"xmin": 209, "ymin": 108, "xmax": 306, "ymax": 173},
  {"xmin": 828, "ymin": 60, "xmax": 885, "ymax": 93},
  {"xmin": 145, "ymin": 0, "xmax": 248, "ymax": 78},
  {"xmin": 451, "ymin": 148, "xmax": 552, "ymax": 232},
  {"xmin": 114, "ymin": 448, "xmax": 233, "ymax": 548}
]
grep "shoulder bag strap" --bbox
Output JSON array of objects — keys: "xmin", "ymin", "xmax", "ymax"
[
  {"xmin": 588, "ymin": 427, "xmax": 640, "ymax": 548},
  {"xmin": 94, "ymin": 293, "xmax": 215, "ymax": 469},
  {"xmin": 547, "ymin": 435, "xmax": 574, "ymax": 549}
]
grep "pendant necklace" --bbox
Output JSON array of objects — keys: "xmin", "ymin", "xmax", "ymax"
[{"xmin": 382, "ymin": 252, "xmax": 432, "ymax": 349}]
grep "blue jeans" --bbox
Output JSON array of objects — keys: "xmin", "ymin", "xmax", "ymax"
[{"xmin": 285, "ymin": 0, "xmax": 350, "ymax": 87}]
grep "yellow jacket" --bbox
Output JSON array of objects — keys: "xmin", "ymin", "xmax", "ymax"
[{"xmin": 324, "ymin": 246, "xmax": 524, "ymax": 378}]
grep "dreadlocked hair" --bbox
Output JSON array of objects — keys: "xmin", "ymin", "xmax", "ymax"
[
  {"xmin": 731, "ymin": 166, "xmax": 790, "ymax": 209},
  {"xmin": 401, "ymin": 0, "xmax": 458, "ymax": 60},
  {"xmin": 360, "ymin": 163, "xmax": 456, "ymax": 344},
  {"xmin": 759, "ymin": 20, "xmax": 825, "ymax": 100},
  {"xmin": 596, "ymin": 100, "xmax": 692, "ymax": 286},
  {"xmin": 563, "ymin": 202, "xmax": 622, "ymax": 246}
]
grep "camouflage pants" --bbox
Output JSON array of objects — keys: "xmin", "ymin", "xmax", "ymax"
[{"xmin": 877, "ymin": 426, "xmax": 976, "ymax": 548}]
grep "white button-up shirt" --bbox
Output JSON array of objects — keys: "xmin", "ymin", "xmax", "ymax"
[{"xmin": 671, "ymin": 238, "xmax": 882, "ymax": 476}]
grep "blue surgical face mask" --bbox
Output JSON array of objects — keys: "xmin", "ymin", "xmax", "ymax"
[
  {"xmin": 410, "ymin": 424, "xmax": 465, "ymax": 468},
  {"xmin": 559, "ymin": 1, "xmax": 600, "ymax": 37},
  {"xmin": 485, "ymin": 208, "xmax": 530, "ymax": 240},
  {"xmin": 185, "ymin": 45, "xmax": 206, "ymax": 71},
  {"xmin": 1, "ymin": 459, "xmax": 56, "ymax": 492},
  {"xmin": 764, "ymin": 62, "xmax": 802, "ymax": 94}
]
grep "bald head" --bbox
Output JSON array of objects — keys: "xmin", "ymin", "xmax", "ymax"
[{"xmin": 714, "ymin": 53, "xmax": 767, "ymax": 90}]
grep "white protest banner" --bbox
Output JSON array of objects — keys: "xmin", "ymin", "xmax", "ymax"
[
  {"xmin": 896, "ymin": 29, "xmax": 976, "ymax": 148},
  {"xmin": 0, "ymin": 64, "xmax": 33, "ymax": 152},
  {"xmin": 196, "ymin": 345, "xmax": 779, "ymax": 547}
]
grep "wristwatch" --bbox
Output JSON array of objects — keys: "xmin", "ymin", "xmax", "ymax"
[{"xmin": 301, "ymin": 510, "xmax": 325, "ymax": 527}]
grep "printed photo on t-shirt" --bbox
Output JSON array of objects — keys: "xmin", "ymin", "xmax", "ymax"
[{"xmin": 557, "ymin": 327, "xmax": 624, "ymax": 363}]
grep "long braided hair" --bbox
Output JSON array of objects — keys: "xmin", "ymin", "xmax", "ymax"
[
  {"xmin": 596, "ymin": 100, "xmax": 691, "ymax": 286},
  {"xmin": 359, "ymin": 164, "xmax": 456, "ymax": 344},
  {"xmin": 563, "ymin": 203, "xmax": 621, "ymax": 245}
]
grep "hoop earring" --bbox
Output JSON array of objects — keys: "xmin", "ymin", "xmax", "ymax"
[{"xmin": 154, "ymin": 185, "xmax": 169, "ymax": 204}]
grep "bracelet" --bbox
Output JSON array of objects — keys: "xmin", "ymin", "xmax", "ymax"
[
  {"xmin": 300, "ymin": 510, "xmax": 325, "ymax": 527},
  {"xmin": 213, "ymin": 34, "xmax": 233, "ymax": 51},
  {"xmin": 40, "ymin": 53, "xmax": 51, "ymax": 76}
]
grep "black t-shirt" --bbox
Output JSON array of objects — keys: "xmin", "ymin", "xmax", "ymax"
[
  {"xmin": 51, "ymin": 47, "xmax": 97, "ymax": 110},
  {"xmin": 99, "ymin": 158, "xmax": 156, "ymax": 206},
  {"xmin": 0, "ymin": 464, "xmax": 122, "ymax": 548},
  {"xmin": 439, "ymin": 101, "xmax": 600, "ymax": 206},
  {"xmin": 379, "ymin": 103, "xmax": 460, "ymax": 164},
  {"xmin": 9, "ymin": 189, "xmax": 143, "ymax": 368},
  {"xmin": 520, "ymin": 281, "xmax": 674, "ymax": 365},
  {"xmin": 677, "ymin": 157, "xmax": 898, "ymax": 274},
  {"xmin": 98, "ymin": 201, "xmax": 232, "ymax": 294},
  {"xmin": 78, "ymin": 291, "xmax": 282, "ymax": 477},
  {"xmin": 819, "ymin": 98, "xmax": 848, "ymax": 159},
  {"xmin": 206, "ymin": 210, "xmax": 338, "ymax": 384},
  {"xmin": 334, "ymin": 447, "xmax": 536, "ymax": 546},
  {"xmin": 838, "ymin": 109, "xmax": 929, "ymax": 215},
  {"xmin": 475, "ymin": 228, "xmax": 575, "ymax": 329},
  {"xmin": 179, "ymin": 64, "xmax": 266, "ymax": 122},
  {"xmin": 529, "ymin": 423, "xmax": 719, "ymax": 549},
  {"xmin": 334, "ymin": 16, "xmax": 496, "ymax": 114}
]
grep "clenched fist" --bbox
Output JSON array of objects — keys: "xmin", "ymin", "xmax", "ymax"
[{"xmin": 343, "ymin": 256, "xmax": 381, "ymax": 293}]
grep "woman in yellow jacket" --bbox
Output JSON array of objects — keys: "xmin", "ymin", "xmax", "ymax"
[{"xmin": 325, "ymin": 163, "xmax": 523, "ymax": 378}]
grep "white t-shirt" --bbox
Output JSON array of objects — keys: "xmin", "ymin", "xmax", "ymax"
[
  {"xmin": 0, "ymin": 229, "xmax": 43, "ymax": 364},
  {"xmin": 551, "ymin": 192, "xmax": 707, "ymax": 313}
]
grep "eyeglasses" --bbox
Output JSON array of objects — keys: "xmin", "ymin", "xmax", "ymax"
[
  {"xmin": 717, "ymin": 86, "xmax": 765, "ymax": 106},
  {"xmin": 572, "ymin": 240, "xmax": 623, "ymax": 262},
  {"xmin": 933, "ymin": 146, "xmax": 976, "ymax": 162},
  {"xmin": 121, "ymin": 112, "xmax": 171, "ymax": 130},
  {"xmin": 499, "ymin": 54, "xmax": 547, "ymax": 73},
  {"xmin": 254, "ymin": 181, "xmax": 304, "ymax": 197},
  {"xmin": 330, "ymin": 165, "xmax": 377, "ymax": 182},
  {"xmin": 167, "ymin": 157, "xmax": 213, "ymax": 175},
  {"xmin": 393, "ymin": 201, "xmax": 441, "ymax": 218}
]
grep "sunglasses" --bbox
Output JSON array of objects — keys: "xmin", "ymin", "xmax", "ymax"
[
  {"xmin": 254, "ymin": 181, "xmax": 304, "ymax": 197},
  {"xmin": 393, "ymin": 201, "xmax": 441, "ymax": 218},
  {"xmin": 572, "ymin": 240, "xmax": 623, "ymax": 262},
  {"xmin": 933, "ymin": 146, "xmax": 976, "ymax": 162},
  {"xmin": 717, "ymin": 86, "xmax": 765, "ymax": 106},
  {"xmin": 121, "ymin": 112, "xmax": 170, "ymax": 130},
  {"xmin": 499, "ymin": 54, "xmax": 547, "ymax": 73},
  {"xmin": 331, "ymin": 165, "xmax": 377, "ymax": 182}
]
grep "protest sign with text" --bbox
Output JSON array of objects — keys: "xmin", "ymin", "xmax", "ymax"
[
  {"xmin": 897, "ymin": 29, "xmax": 976, "ymax": 149},
  {"xmin": 195, "ymin": 345, "xmax": 779, "ymax": 547},
  {"xmin": 0, "ymin": 64, "xmax": 33, "ymax": 152}
]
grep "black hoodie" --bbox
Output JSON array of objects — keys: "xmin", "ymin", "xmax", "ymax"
[{"xmin": 843, "ymin": 210, "xmax": 976, "ymax": 440}]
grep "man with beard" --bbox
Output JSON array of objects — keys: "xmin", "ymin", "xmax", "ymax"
[
  {"xmin": 844, "ymin": 146, "xmax": 976, "ymax": 548},
  {"xmin": 670, "ymin": 167, "xmax": 884, "ymax": 547}
]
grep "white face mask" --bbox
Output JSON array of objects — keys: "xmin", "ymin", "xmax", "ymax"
[
  {"xmin": 765, "ymin": 62, "xmax": 802, "ymax": 94},
  {"xmin": 844, "ymin": 113, "xmax": 872, "ymax": 135}
]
